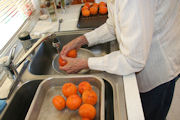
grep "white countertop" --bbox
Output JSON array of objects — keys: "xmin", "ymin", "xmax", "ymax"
[
  {"xmin": 30, "ymin": 5, "xmax": 82, "ymax": 38},
  {"xmin": 124, "ymin": 74, "xmax": 144, "ymax": 120},
  {"xmin": 9, "ymin": 4, "xmax": 144, "ymax": 120}
]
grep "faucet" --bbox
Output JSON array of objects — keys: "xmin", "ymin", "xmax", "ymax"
[
  {"xmin": 0, "ymin": 33, "xmax": 58, "ymax": 99},
  {"xmin": 16, "ymin": 33, "xmax": 57, "ymax": 68},
  {"xmin": 0, "ymin": 33, "xmax": 57, "ymax": 78},
  {"xmin": 0, "ymin": 45, "xmax": 18, "ymax": 80}
]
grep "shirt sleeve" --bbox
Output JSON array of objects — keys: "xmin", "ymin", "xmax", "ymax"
[
  {"xmin": 88, "ymin": 0, "xmax": 155, "ymax": 75},
  {"xmin": 84, "ymin": 2, "xmax": 116, "ymax": 46}
]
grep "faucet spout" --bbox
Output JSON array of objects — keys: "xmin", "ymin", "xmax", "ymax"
[{"xmin": 15, "ymin": 33, "xmax": 55, "ymax": 68}]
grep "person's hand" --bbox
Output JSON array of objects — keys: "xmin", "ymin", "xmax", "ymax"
[
  {"xmin": 60, "ymin": 35, "xmax": 88, "ymax": 56},
  {"xmin": 59, "ymin": 56, "xmax": 89, "ymax": 74}
]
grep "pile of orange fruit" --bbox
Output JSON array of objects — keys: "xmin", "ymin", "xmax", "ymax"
[
  {"xmin": 52, "ymin": 81, "xmax": 98, "ymax": 120},
  {"xmin": 82, "ymin": 2, "xmax": 108, "ymax": 17}
]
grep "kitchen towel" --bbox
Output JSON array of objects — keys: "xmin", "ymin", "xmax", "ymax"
[
  {"xmin": 30, "ymin": 20, "xmax": 59, "ymax": 39},
  {"xmin": 0, "ymin": 100, "xmax": 7, "ymax": 114}
]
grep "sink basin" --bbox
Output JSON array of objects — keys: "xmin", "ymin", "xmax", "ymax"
[
  {"xmin": 1, "ymin": 80, "xmax": 42, "ymax": 120},
  {"xmin": 1, "ymin": 79, "xmax": 114, "ymax": 120},
  {"xmin": 29, "ymin": 32, "xmax": 110, "ymax": 75}
]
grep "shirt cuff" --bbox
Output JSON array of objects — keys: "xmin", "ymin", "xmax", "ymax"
[
  {"xmin": 84, "ymin": 31, "xmax": 98, "ymax": 47},
  {"xmin": 88, "ymin": 57, "xmax": 106, "ymax": 71}
]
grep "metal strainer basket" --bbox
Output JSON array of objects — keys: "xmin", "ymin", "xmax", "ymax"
[{"xmin": 52, "ymin": 48, "xmax": 95, "ymax": 74}]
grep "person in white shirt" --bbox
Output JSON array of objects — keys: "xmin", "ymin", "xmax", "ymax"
[{"xmin": 60, "ymin": 0, "xmax": 180, "ymax": 119}]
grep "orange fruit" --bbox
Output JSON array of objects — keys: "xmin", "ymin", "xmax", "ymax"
[
  {"xmin": 78, "ymin": 81, "xmax": 92, "ymax": 94},
  {"xmin": 92, "ymin": 3, "xmax": 98, "ymax": 7},
  {"xmin": 79, "ymin": 104, "xmax": 96, "ymax": 119},
  {"xmin": 82, "ymin": 6, "xmax": 89, "ymax": 12},
  {"xmin": 67, "ymin": 49, "xmax": 77, "ymax": 58},
  {"xmin": 99, "ymin": 6, "xmax": 108, "ymax": 14},
  {"xmin": 90, "ymin": 6, "xmax": 98, "ymax": 15},
  {"xmin": 81, "ymin": 118, "xmax": 90, "ymax": 120},
  {"xmin": 58, "ymin": 57, "xmax": 67, "ymax": 66},
  {"xmin": 52, "ymin": 96, "xmax": 66, "ymax": 110},
  {"xmin": 99, "ymin": 1, "xmax": 106, "ymax": 6},
  {"xmin": 62, "ymin": 83, "xmax": 77, "ymax": 97},
  {"xmin": 66, "ymin": 94, "xmax": 82, "ymax": 110},
  {"xmin": 82, "ymin": 90, "xmax": 97, "ymax": 105},
  {"xmin": 84, "ymin": 2, "xmax": 91, "ymax": 9},
  {"xmin": 82, "ymin": 9, "xmax": 90, "ymax": 17}
]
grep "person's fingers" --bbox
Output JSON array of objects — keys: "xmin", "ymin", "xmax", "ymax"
[
  {"xmin": 61, "ymin": 55, "xmax": 69, "ymax": 61},
  {"xmin": 66, "ymin": 69, "xmax": 79, "ymax": 74},
  {"xmin": 59, "ymin": 65, "xmax": 75, "ymax": 74},
  {"xmin": 59, "ymin": 65, "xmax": 67, "ymax": 71},
  {"xmin": 60, "ymin": 46, "xmax": 68, "ymax": 56}
]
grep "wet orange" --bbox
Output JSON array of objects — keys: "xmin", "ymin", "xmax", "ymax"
[
  {"xmin": 79, "ymin": 104, "xmax": 96, "ymax": 119},
  {"xmin": 58, "ymin": 57, "xmax": 67, "ymax": 66},
  {"xmin": 52, "ymin": 96, "xmax": 66, "ymax": 110},
  {"xmin": 82, "ymin": 90, "xmax": 97, "ymax": 105},
  {"xmin": 62, "ymin": 83, "xmax": 77, "ymax": 97},
  {"xmin": 90, "ymin": 6, "xmax": 98, "ymax": 15},
  {"xmin": 82, "ymin": 9, "xmax": 90, "ymax": 17},
  {"xmin": 66, "ymin": 94, "xmax": 82, "ymax": 110},
  {"xmin": 67, "ymin": 49, "xmax": 77, "ymax": 58},
  {"xmin": 99, "ymin": 6, "xmax": 108, "ymax": 14},
  {"xmin": 78, "ymin": 81, "xmax": 92, "ymax": 94}
]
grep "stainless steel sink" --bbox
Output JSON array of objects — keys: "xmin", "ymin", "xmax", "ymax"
[
  {"xmin": 1, "ymin": 30, "xmax": 127, "ymax": 120},
  {"xmin": 1, "ymin": 79, "xmax": 114, "ymax": 120},
  {"xmin": 29, "ymin": 31, "xmax": 110, "ymax": 75},
  {"xmin": 1, "ymin": 80, "xmax": 42, "ymax": 120}
]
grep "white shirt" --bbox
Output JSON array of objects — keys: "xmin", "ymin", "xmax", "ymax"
[{"xmin": 85, "ymin": 0, "xmax": 180, "ymax": 92}]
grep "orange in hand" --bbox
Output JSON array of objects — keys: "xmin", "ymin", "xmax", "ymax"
[
  {"xmin": 58, "ymin": 57, "xmax": 67, "ymax": 66},
  {"xmin": 67, "ymin": 49, "xmax": 77, "ymax": 58},
  {"xmin": 79, "ymin": 104, "xmax": 96, "ymax": 119},
  {"xmin": 78, "ymin": 81, "xmax": 92, "ymax": 94},
  {"xmin": 62, "ymin": 83, "xmax": 77, "ymax": 97},
  {"xmin": 82, "ymin": 90, "xmax": 97, "ymax": 105},
  {"xmin": 66, "ymin": 94, "xmax": 82, "ymax": 110},
  {"xmin": 52, "ymin": 96, "xmax": 66, "ymax": 110}
]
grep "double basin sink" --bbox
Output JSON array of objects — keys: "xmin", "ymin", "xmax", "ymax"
[{"xmin": 1, "ymin": 30, "xmax": 127, "ymax": 120}]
